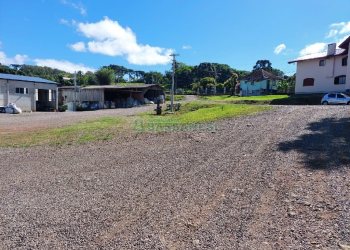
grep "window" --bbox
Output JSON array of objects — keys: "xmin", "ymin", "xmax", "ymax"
[
  {"xmin": 328, "ymin": 93, "xmax": 336, "ymax": 98},
  {"xmin": 15, "ymin": 87, "xmax": 29, "ymax": 94},
  {"xmin": 319, "ymin": 60, "xmax": 326, "ymax": 66},
  {"xmin": 337, "ymin": 94, "xmax": 346, "ymax": 99},
  {"xmin": 334, "ymin": 75, "xmax": 346, "ymax": 85},
  {"xmin": 303, "ymin": 78, "xmax": 314, "ymax": 86},
  {"xmin": 342, "ymin": 56, "xmax": 348, "ymax": 66}
]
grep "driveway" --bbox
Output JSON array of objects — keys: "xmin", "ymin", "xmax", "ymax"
[{"xmin": 0, "ymin": 106, "xmax": 349, "ymax": 249}]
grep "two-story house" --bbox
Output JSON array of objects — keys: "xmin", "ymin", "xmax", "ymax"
[{"xmin": 289, "ymin": 36, "xmax": 350, "ymax": 94}]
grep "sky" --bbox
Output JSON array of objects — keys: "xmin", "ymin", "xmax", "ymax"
[{"xmin": 1, "ymin": 0, "xmax": 350, "ymax": 75}]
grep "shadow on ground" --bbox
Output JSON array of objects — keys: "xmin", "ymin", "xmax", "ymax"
[{"xmin": 278, "ymin": 117, "xmax": 350, "ymax": 170}]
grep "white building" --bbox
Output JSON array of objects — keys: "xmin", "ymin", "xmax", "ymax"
[
  {"xmin": 289, "ymin": 36, "xmax": 350, "ymax": 94},
  {"xmin": 0, "ymin": 73, "xmax": 58, "ymax": 112}
]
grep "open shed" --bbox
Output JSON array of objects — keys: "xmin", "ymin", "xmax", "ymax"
[{"xmin": 59, "ymin": 84, "xmax": 164, "ymax": 110}]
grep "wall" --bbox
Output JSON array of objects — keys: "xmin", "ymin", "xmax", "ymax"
[
  {"xmin": 295, "ymin": 55, "xmax": 348, "ymax": 94},
  {"xmin": 0, "ymin": 79, "xmax": 57, "ymax": 111},
  {"xmin": 240, "ymin": 80, "xmax": 277, "ymax": 96}
]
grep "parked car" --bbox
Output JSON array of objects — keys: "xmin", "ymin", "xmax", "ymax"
[
  {"xmin": 0, "ymin": 106, "xmax": 5, "ymax": 113},
  {"xmin": 321, "ymin": 93, "xmax": 350, "ymax": 105}
]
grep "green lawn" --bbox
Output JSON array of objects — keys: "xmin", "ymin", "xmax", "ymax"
[
  {"xmin": 204, "ymin": 94, "xmax": 289, "ymax": 102},
  {"xmin": 1, "ymin": 101, "xmax": 272, "ymax": 147},
  {"xmin": 165, "ymin": 95, "xmax": 185, "ymax": 102},
  {"xmin": 0, "ymin": 117, "xmax": 124, "ymax": 147},
  {"xmin": 135, "ymin": 101, "xmax": 271, "ymax": 132}
]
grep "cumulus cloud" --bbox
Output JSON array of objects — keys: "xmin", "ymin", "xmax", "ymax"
[
  {"xmin": 274, "ymin": 43, "xmax": 286, "ymax": 55},
  {"xmin": 34, "ymin": 58, "xmax": 95, "ymax": 73},
  {"xmin": 0, "ymin": 51, "xmax": 29, "ymax": 65},
  {"xmin": 69, "ymin": 41, "xmax": 86, "ymax": 52},
  {"xmin": 72, "ymin": 17, "xmax": 173, "ymax": 65},
  {"xmin": 60, "ymin": 0, "xmax": 87, "ymax": 16},
  {"xmin": 326, "ymin": 21, "xmax": 350, "ymax": 38},
  {"xmin": 299, "ymin": 42, "xmax": 327, "ymax": 56},
  {"xmin": 182, "ymin": 45, "xmax": 192, "ymax": 50}
]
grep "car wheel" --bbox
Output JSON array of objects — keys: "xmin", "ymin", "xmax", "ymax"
[
  {"xmin": 347, "ymin": 102, "xmax": 350, "ymax": 105},
  {"xmin": 322, "ymin": 101, "xmax": 328, "ymax": 105}
]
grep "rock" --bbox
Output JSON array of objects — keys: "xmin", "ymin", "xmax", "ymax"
[
  {"xmin": 339, "ymin": 243, "xmax": 350, "ymax": 250},
  {"xmin": 288, "ymin": 211, "xmax": 297, "ymax": 217}
]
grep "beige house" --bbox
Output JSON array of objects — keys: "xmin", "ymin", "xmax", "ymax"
[
  {"xmin": 0, "ymin": 73, "xmax": 58, "ymax": 112},
  {"xmin": 289, "ymin": 36, "xmax": 350, "ymax": 94}
]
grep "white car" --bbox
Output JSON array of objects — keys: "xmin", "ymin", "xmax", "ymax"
[{"xmin": 321, "ymin": 93, "xmax": 350, "ymax": 105}]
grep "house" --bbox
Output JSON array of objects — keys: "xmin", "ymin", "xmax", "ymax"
[
  {"xmin": 0, "ymin": 73, "xmax": 58, "ymax": 112},
  {"xmin": 288, "ymin": 36, "xmax": 350, "ymax": 94},
  {"xmin": 239, "ymin": 69, "xmax": 282, "ymax": 96},
  {"xmin": 59, "ymin": 84, "xmax": 164, "ymax": 110}
]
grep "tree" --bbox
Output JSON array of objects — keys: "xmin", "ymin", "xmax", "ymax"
[
  {"xmin": 175, "ymin": 63, "xmax": 194, "ymax": 89},
  {"xmin": 144, "ymin": 71, "xmax": 164, "ymax": 85},
  {"xmin": 199, "ymin": 77, "xmax": 216, "ymax": 89},
  {"xmin": 95, "ymin": 68, "xmax": 115, "ymax": 85},
  {"xmin": 253, "ymin": 60, "xmax": 272, "ymax": 71},
  {"xmin": 224, "ymin": 73, "xmax": 239, "ymax": 96}
]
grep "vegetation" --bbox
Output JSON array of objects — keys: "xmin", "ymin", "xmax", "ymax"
[
  {"xmin": 0, "ymin": 117, "xmax": 124, "ymax": 147},
  {"xmin": 204, "ymin": 95, "xmax": 289, "ymax": 102},
  {"xmin": 165, "ymin": 95, "xmax": 185, "ymax": 102},
  {"xmin": 135, "ymin": 101, "xmax": 271, "ymax": 132}
]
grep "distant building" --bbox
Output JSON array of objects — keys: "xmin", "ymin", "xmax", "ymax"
[
  {"xmin": 0, "ymin": 73, "xmax": 58, "ymax": 112},
  {"xmin": 289, "ymin": 36, "xmax": 350, "ymax": 94},
  {"xmin": 239, "ymin": 69, "xmax": 282, "ymax": 96},
  {"xmin": 59, "ymin": 84, "xmax": 164, "ymax": 110}
]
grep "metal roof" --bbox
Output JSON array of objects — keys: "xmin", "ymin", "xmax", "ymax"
[
  {"xmin": 82, "ymin": 84, "xmax": 161, "ymax": 90},
  {"xmin": 0, "ymin": 73, "xmax": 57, "ymax": 84},
  {"xmin": 288, "ymin": 48, "xmax": 347, "ymax": 64}
]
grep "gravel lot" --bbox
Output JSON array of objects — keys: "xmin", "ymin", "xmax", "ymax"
[
  {"xmin": 0, "ymin": 105, "xmax": 349, "ymax": 249},
  {"xmin": 0, "ymin": 105, "xmax": 156, "ymax": 134}
]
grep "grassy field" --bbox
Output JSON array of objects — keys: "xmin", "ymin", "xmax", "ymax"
[
  {"xmin": 204, "ymin": 95, "xmax": 289, "ymax": 102},
  {"xmin": 135, "ymin": 102, "xmax": 271, "ymax": 132},
  {"xmin": 1, "ymin": 101, "xmax": 271, "ymax": 147},
  {"xmin": 0, "ymin": 117, "xmax": 124, "ymax": 147},
  {"xmin": 165, "ymin": 95, "xmax": 185, "ymax": 102}
]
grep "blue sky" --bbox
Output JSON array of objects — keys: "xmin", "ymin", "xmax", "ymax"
[{"xmin": 1, "ymin": 0, "xmax": 350, "ymax": 75}]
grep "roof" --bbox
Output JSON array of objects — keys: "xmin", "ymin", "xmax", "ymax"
[
  {"xmin": 82, "ymin": 84, "xmax": 161, "ymax": 90},
  {"xmin": 0, "ymin": 73, "xmax": 57, "ymax": 84},
  {"xmin": 288, "ymin": 48, "xmax": 347, "ymax": 64},
  {"xmin": 241, "ymin": 69, "xmax": 282, "ymax": 82},
  {"xmin": 339, "ymin": 36, "xmax": 350, "ymax": 49}
]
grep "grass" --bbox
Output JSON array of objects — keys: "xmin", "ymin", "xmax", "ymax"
[
  {"xmin": 165, "ymin": 95, "xmax": 185, "ymax": 102},
  {"xmin": 1, "ymin": 100, "xmax": 272, "ymax": 147},
  {"xmin": 203, "ymin": 94, "xmax": 289, "ymax": 102},
  {"xmin": 0, "ymin": 117, "xmax": 124, "ymax": 148},
  {"xmin": 135, "ymin": 101, "xmax": 271, "ymax": 132}
]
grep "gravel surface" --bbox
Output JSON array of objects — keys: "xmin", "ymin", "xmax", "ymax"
[
  {"xmin": 0, "ymin": 105, "xmax": 349, "ymax": 249},
  {"xmin": 0, "ymin": 105, "xmax": 156, "ymax": 134}
]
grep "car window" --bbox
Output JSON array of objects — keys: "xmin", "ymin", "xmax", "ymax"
[
  {"xmin": 328, "ymin": 94, "xmax": 336, "ymax": 98},
  {"xmin": 337, "ymin": 94, "xmax": 345, "ymax": 98}
]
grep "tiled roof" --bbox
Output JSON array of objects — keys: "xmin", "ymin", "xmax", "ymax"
[
  {"xmin": 242, "ymin": 69, "xmax": 282, "ymax": 82},
  {"xmin": 0, "ymin": 73, "xmax": 57, "ymax": 84},
  {"xmin": 288, "ymin": 48, "xmax": 347, "ymax": 64}
]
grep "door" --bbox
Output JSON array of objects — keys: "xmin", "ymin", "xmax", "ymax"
[
  {"xmin": 327, "ymin": 93, "xmax": 336, "ymax": 104},
  {"xmin": 336, "ymin": 93, "xmax": 347, "ymax": 104}
]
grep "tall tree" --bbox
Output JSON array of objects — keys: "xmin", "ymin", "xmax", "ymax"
[
  {"xmin": 224, "ymin": 73, "xmax": 238, "ymax": 96},
  {"xmin": 95, "ymin": 68, "xmax": 115, "ymax": 85},
  {"xmin": 253, "ymin": 60, "xmax": 272, "ymax": 71}
]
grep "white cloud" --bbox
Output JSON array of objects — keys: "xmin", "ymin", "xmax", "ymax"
[
  {"xmin": 69, "ymin": 41, "xmax": 86, "ymax": 52},
  {"xmin": 327, "ymin": 22, "xmax": 350, "ymax": 38},
  {"xmin": 299, "ymin": 42, "xmax": 327, "ymax": 56},
  {"xmin": 0, "ymin": 51, "xmax": 29, "ymax": 65},
  {"xmin": 73, "ymin": 17, "xmax": 173, "ymax": 65},
  {"xmin": 274, "ymin": 43, "xmax": 286, "ymax": 55},
  {"xmin": 182, "ymin": 45, "xmax": 192, "ymax": 50},
  {"xmin": 34, "ymin": 58, "xmax": 95, "ymax": 73},
  {"xmin": 60, "ymin": 0, "xmax": 87, "ymax": 16}
]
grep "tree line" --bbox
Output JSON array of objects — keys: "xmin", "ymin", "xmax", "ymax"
[{"xmin": 0, "ymin": 60, "xmax": 295, "ymax": 93}]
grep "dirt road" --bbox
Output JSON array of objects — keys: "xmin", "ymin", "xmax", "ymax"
[{"xmin": 0, "ymin": 106, "xmax": 349, "ymax": 249}]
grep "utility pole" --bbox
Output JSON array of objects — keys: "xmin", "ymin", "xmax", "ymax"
[
  {"xmin": 73, "ymin": 71, "xmax": 77, "ymax": 111},
  {"xmin": 170, "ymin": 53, "xmax": 179, "ymax": 112}
]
